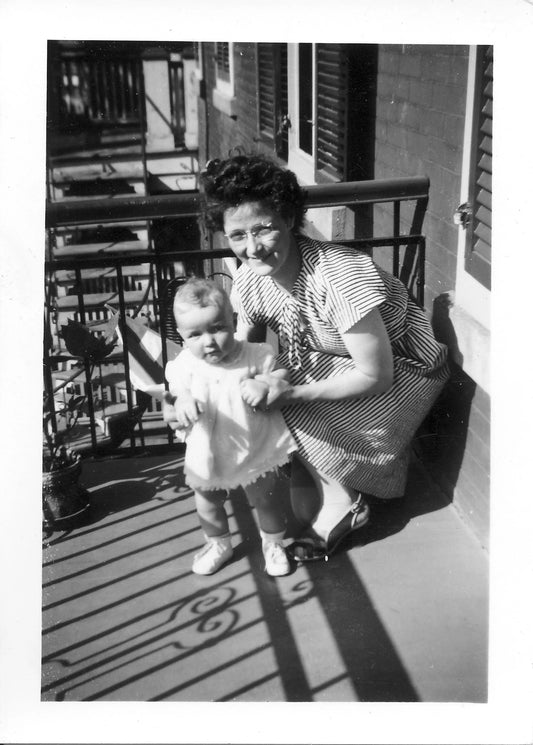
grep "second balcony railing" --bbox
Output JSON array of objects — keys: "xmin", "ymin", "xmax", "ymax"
[{"xmin": 44, "ymin": 176, "xmax": 429, "ymax": 459}]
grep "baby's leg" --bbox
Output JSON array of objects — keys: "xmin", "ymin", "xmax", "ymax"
[
  {"xmin": 244, "ymin": 471, "xmax": 285, "ymax": 535},
  {"xmin": 245, "ymin": 471, "xmax": 290, "ymax": 577},
  {"xmin": 194, "ymin": 487, "xmax": 229, "ymax": 537},
  {"xmin": 192, "ymin": 487, "xmax": 233, "ymax": 575}
]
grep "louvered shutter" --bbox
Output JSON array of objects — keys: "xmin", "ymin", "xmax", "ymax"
[
  {"xmin": 258, "ymin": 44, "xmax": 276, "ymax": 140},
  {"xmin": 215, "ymin": 42, "xmax": 230, "ymax": 82},
  {"xmin": 466, "ymin": 45, "xmax": 492, "ymax": 290},
  {"xmin": 278, "ymin": 44, "xmax": 288, "ymax": 159},
  {"xmin": 257, "ymin": 43, "xmax": 288, "ymax": 160},
  {"xmin": 315, "ymin": 44, "xmax": 349, "ymax": 181},
  {"xmin": 314, "ymin": 44, "xmax": 377, "ymax": 184}
]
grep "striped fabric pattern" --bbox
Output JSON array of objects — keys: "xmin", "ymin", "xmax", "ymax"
[
  {"xmin": 234, "ymin": 235, "xmax": 449, "ymax": 498},
  {"xmin": 116, "ymin": 315, "xmax": 181, "ymax": 398}
]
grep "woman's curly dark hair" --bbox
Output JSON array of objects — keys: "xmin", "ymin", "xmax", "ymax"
[{"xmin": 201, "ymin": 154, "xmax": 307, "ymax": 232}]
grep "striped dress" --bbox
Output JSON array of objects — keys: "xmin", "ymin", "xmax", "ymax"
[{"xmin": 234, "ymin": 235, "xmax": 449, "ymax": 499}]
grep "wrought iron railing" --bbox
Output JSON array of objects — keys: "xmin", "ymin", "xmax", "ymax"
[
  {"xmin": 52, "ymin": 47, "xmax": 144, "ymax": 129},
  {"xmin": 44, "ymin": 176, "xmax": 429, "ymax": 460}
]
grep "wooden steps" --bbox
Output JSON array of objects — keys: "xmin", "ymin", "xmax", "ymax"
[
  {"xmin": 49, "ymin": 146, "xmax": 196, "ymax": 168},
  {"xmin": 54, "ymin": 264, "xmax": 151, "ymax": 285},
  {"xmin": 53, "ymin": 223, "xmax": 149, "ymax": 248},
  {"xmin": 53, "ymin": 186, "xmax": 145, "ymax": 201},
  {"xmin": 53, "ymin": 239, "xmax": 150, "ymax": 258},
  {"xmin": 53, "ymin": 170, "xmax": 146, "ymax": 186},
  {"xmin": 56, "ymin": 289, "xmax": 146, "ymax": 311}
]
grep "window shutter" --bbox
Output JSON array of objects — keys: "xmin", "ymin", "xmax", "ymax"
[
  {"xmin": 314, "ymin": 44, "xmax": 377, "ymax": 184},
  {"xmin": 466, "ymin": 45, "xmax": 492, "ymax": 290},
  {"xmin": 258, "ymin": 44, "xmax": 276, "ymax": 140},
  {"xmin": 315, "ymin": 44, "xmax": 349, "ymax": 181},
  {"xmin": 278, "ymin": 44, "xmax": 288, "ymax": 159},
  {"xmin": 257, "ymin": 43, "xmax": 288, "ymax": 160},
  {"xmin": 215, "ymin": 42, "xmax": 230, "ymax": 82}
]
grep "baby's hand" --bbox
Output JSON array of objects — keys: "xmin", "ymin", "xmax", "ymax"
[
  {"xmin": 162, "ymin": 391, "xmax": 180, "ymax": 430},
  {"xmin": 240, "ymin": 378, "xmax": 269, "ymax": 408},
  {"xmin": 174, "ymin": 393, "xmax": 203, "ymax": 428}
]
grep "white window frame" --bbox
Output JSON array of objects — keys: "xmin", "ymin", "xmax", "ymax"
[
  {"xmin": 451, "ymin": 45, "xmax": 490, "ymax": 392},
  {"xmin": 287, "ymin": 43, "xmax": 316, "ymax": 184},
  {"xmin": 287, "ymin": 43, "xmax": 344, "ymax": 240},
  {"xmin": 193, "ymin": 41, "xmax": 203, "ymax": 82}
]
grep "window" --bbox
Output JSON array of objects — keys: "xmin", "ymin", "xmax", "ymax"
[
  {"xmin": 465, "ymin": 45, "xmax": 492, "ymax": 290},
  {"xmin": 193, "ymin": 41, "xmax": 203, "ymax": 80},
  {"xmin": 298, "ymin": 43, "xmax": 314, "ymax": 155},
  {"xmin": 315, "ymin": 45, "xmax": 351, "ymax": 181},
  {"xmin": 212, "ymin": 42, "xmax": 235, "ymax": 116},
  {"xmin": 451, "ymin": 45, "xmax": 491, "ymax": 391},
  {"xmin": 215, "ymin": 42, "xmax": 230, "ymax": 83},
  {"xmin": 314, "ymin": 43, "xmax": 377, "ymax": 183},
  {"xmin": 257, "ymin": 43, "xmax": 288, "ymax": 160}
]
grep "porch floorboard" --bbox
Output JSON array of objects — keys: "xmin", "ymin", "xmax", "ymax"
[{"xmin": 42, "ymin": 451, "xmax": 488, "ymax": 702}]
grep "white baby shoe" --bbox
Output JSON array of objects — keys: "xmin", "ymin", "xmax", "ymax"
[
  {"xmin": 192, "ymin": 536, "xmax": 233, "ymax": 575},
  {"xmin": 262, "ymin": 539, "xmax": 290, "ymax": 577}
]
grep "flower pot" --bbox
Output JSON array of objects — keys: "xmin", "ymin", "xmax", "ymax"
[{"xmin": 42, "ymin": 450, "xmax": 90, "ymax": 528}]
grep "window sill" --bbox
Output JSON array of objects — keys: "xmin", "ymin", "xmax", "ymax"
[{"xmin": 212, "ymin": 88, "xmax": 237, "ymax": 118}]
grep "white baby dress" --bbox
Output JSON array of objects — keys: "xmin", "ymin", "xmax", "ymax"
[{"xmin": 165, "ymin": 341, "xmax": 297, "ymax": 491}]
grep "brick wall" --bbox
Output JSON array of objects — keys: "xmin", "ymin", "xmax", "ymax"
[
  {"xmin": 373, "ymin": 45, "xmax": 489, "ymax": 547},
  {"xmin": 374, "ymin": 44, "xmax": 469, "ymax": 312},
  {"xmin": 415, "ymin": 362, "xmax": 490, "ymax": 549},
  {"xmin": 201, "ymin": 42, "xmax": 276, "ymax": 165}
]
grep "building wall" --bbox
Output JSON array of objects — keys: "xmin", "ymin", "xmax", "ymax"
[
  {"xmin": 373, "ymin": 44, "xmax": 489, "ymax": 547},
  {"xmin": 374, "ymin": 44, "xmax": 469, "ymax": 315},
  {"xmin": 199, "ymin": 42, "xmax": 490, "ymax": 548},
  {"xmin": 201, "ymin": 43, "xmax": 265, "ymax": 165}
]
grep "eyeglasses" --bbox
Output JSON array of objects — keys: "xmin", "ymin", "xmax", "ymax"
[{"xmin": 224, "ymin": 222, "xmax": 277, "ymax": 246}]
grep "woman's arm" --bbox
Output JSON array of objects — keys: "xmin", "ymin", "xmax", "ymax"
[{"xmin": 258, "ymin": 307, "xmax": 394, "ymax": 407}]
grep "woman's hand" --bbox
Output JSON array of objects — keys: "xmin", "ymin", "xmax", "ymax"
[
  {"xmin": 269, "ymin": 308, "xmax": 394, "ymax": 406},
  {"xmin": 254, "ymin": 372, "xmax": 292, "ymax": 410}
]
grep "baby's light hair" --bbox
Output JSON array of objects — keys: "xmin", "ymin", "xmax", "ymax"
[{"xmin": 173, "ymin": 277, "xmax": 232, "ymax": 321}]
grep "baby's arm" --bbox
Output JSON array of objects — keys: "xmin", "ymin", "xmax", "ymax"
[
  {"xmin": 165, "ymin": 357, "xmax": 203, "ymax": 428},
  {"xmin": 173, "ymin": 388, "xmax": 203, "ymax": 428}
]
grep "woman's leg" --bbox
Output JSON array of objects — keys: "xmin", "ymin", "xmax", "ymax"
[
  {"xmin": 194, "ymin": 487, "xmax": 229, "ymax": 537},
  {"xmin": 289, "ymin": 453, "xmax": 322, "ymax": 528},
  {"xmin": 290, "ymin": 456, "xmax": 368, "ymax": 544}
]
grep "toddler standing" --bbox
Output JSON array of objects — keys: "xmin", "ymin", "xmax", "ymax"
[{"xmin": 164, "ymin": 278, "xmax": 296, "ymax": 576}]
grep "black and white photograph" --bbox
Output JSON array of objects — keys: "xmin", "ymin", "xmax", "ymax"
[{"xmin": 1, "ymin": 0, "xmax": 532, "ymax": 743}]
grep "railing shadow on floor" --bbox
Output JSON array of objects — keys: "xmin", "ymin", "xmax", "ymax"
[{"xmin": 42, "ymin": 449, "xmax": 457, "ymax": 701}]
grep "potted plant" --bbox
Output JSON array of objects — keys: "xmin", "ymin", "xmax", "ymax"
[
  {"xmin": 42, "ymin": 315, "xmax": 118, "ymax": 531},
  {"xmin": 42, "ymin": 390, "xmax": 91, "ymax": 530}
]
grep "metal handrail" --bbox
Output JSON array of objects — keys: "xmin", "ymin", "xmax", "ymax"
[
  {"xmin": 44, "ymin": 175, "xmax": 429, "ymax": 459},
  {"xmin": 45, "ymin": 176, "xmax": 429, "ymax": 228}
]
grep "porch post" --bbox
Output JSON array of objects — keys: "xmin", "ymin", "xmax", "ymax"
[{"xmin": 142, "ymin": 47, "xmax": 175, "ymax": 153}]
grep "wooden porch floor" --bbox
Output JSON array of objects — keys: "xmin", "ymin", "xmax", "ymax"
[{"xmin": 42, "ymin": 451, "xmax": 488, "ymax": 703}]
